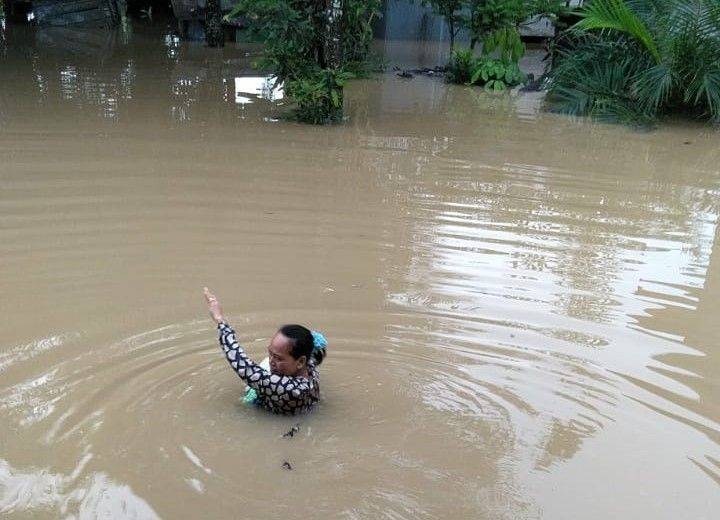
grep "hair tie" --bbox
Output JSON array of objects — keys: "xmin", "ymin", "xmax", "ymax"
[{"xmin": 311, "ymin": 331, "xmax": 327, "ymax": 351}]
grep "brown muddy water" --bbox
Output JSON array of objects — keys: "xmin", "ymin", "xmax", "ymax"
[{"xmin": 1, "ymin": 23, "xmax": 719, "ymax": 520}]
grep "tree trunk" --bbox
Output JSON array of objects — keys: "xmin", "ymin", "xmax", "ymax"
[
  {"xmin": 324, "ymin": 0, "xmax": 343, "ymax": 121},
  {"xmin": 449, "ymin": 19, "xmax": 455, "ymax": 51},
  {"xmin": 205, "ymin": 0, "xmax": 224, "ymax": 48},
  {"xmin": 324, "ymin": 0, "xmax": 342, "ymax": 69}
]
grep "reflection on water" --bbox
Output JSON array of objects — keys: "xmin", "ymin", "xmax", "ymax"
[
  {"xmin": 0, "ymin": 22, "xmax": 719, "ymax": 520},
  {"xmin": 0, "ymin": 457, "xmax": 158, "ymax": 518},
  {"xmin": 373, "ymin": 125, "xmax": 720, "ymax": 483},
  {"xmin": 0, "ymin": 25, "xmax": 545, "ymax": 127},
  {"xmin": 234, "ymin": 76, "xmax": 283, "ymax": 105}
]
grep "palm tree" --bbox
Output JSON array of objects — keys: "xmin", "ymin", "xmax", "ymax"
[{"xmin": 547, "ymin": 0, "xmax": 720, "ymax": 125}]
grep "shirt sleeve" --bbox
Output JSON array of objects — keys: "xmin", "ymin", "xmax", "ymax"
[{"xmin": 217, "ymin": 322, "xmax": 270, "ymax": 392}]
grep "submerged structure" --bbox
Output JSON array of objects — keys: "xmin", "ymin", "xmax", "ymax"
[{"xmin": 6, "ymin": 0, "xmax": 123, "ymax": 27}]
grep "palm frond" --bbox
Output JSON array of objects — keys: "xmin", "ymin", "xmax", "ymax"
[
  {"xmin": 591, "ymin": 97, "xmax": 656, "ymax": 125},
  {"xmin": 550, "ymin": 0, "xmax": 720, "ymax": 125},
  {"xmin": 632, "ymin": 62, "xmax": 675, "ymax": 111},
  {"xmin": 692, "ymin": 0, "xmax": 720, "ymax": 39},
  {"xmin": 547, "ymin": 37, "xmax": 656, "ymax": 125},
  {"xmin": 574, "ymin": 0, "xmax": 661, "ymax": 62},
  {"xmin": 686, "ymin": 67, "xmax": 720, "ymax": 120}
]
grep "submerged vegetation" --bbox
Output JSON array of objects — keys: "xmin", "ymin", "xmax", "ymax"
[
  {"xmin": 342, "ymin": 0, "xmax": 383, "ymax": 74},
  {"xmin": 436, "ymin": 0, "xmax": 720, "ymax": 125},
  {"xmin": 437, "ymin": 0, "xmax": 568, "ymax": 90},
  {"xmin": 226, "ymin": 0, "xmax": 381, "ymax": 124},
  {"xmin": 285, "ymin": 68, "xmax": 354, "ymax": 124},
  {"xmin": 547, "ymin": 0, "xmax": 720, "ymax": 125},
  {"xmin": 447, "ymin": 48, "xmax": 525, "ymax": 90}
]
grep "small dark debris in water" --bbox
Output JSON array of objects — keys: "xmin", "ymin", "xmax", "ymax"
[
  {"xmin": 684, "ymin": 141, "xmax": 692, "ymax": 145},
  {"xmin": 412, "ymin": 66, "xmax": 447, "ymax": 75},
  {"xmin": 283, "ymin": 424, "xmax": 300, "ymax": 438},
  {"xmin": 520, "ymin": 73, "xmax": 544, "ymax": 92},
  {"xmin": 510, "ymin": 334, "xmax": 516, "ymax": 338},
  {"xmin": 282, "ymin": 461, "xmax": 293, "ymax": 470},
  {"xmin": 394, "ymin": 66, "xmax": 447, "ymax": 79}
]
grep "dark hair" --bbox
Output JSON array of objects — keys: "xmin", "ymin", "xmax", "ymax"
[{"xmin": 280, "ymin": 324, "xmax": 326, "ymax": 365}]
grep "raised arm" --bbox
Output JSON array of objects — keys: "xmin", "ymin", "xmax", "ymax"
[
  {"xmin": 217, "ymin": 321, "xmax": 271, "ymax": 389},
  {"xmin": 204, "ymin": 287, "xmax": 270, "ymax": 391}
]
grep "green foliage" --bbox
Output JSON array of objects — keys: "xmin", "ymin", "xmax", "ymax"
[
  {"xmin": 447, "ymin": 48, "xmax": 477, "ymax": 84},
  {"xmin": 447, "ymin": 48, "xmax": 526, "ymax": 89},
  {"xmin": 425, "ymin": 0, "xmax": 569, "ymax": 65},
  {"xmin": 342, "ymin": 0, "xmax": 383, "ymax": 74},
  {"xmin": 226, "ymin": 0, "xmax": 379, "ymax": 124},
  {"xmin": 465, "ymin": 0, "xmax": 569, "ymax": 54},
  {"xmin": 547, "ymin": 35, "xmax": 656, "ymax": 125},
  {"xmin": 285, "ymin": 68, "xmax": 354, "ymax": 124},
  {"xmin": 226, "ymin": 0, "xmax": 317, "ymax": 84},
  {"xmin": 471, "ymin": 56, "xmax": 525, "ymax": 89},
  {"xmin": 466, "ymin": 0, "xmax": 523, "ymax": 49},
  {"xmin": 424, "ymin": 0, "xmax": 465, "ymax": 49},
  {"xmin": 548, "ymin": 0, "xmax": 720, "ymax": 125},
  {"xmin": 573, "ymin": 0, "xmax": 660, "ymax": 61},
  {"xmin": 483, "ymin": 25, "xmax": 524, "ymax": 61},
  {"xmin": 441, "ymin": 0, "xmax": 568, "ymax": 94}
]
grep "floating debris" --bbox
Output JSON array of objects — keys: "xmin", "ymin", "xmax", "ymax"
[
  {"xmin": 282, "ymin": 461, "xmax": 293, "ymax": 470},
  {"xmin": 519, "ymin": 73, "xmax": 544, "ymax": 92},
  {"xmin": 282, "ymin": 424, "xmax": 300, "ymax": 438},
  {"xmin": 393, "ymin": 66, "xmax": 447, "ymax": 79}
]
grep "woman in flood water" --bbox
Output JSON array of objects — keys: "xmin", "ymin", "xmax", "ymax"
[{"xmin": 203, "ymin": 287, "xmax": 327, "ymax": 415}]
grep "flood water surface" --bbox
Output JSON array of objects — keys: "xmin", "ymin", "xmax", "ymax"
[{"xmin": 1, "ymin": 25, "xmax": 719, "ymax": 519}]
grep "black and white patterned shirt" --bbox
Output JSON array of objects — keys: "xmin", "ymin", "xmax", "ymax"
[{"xmin": 217, "ymin": 322, "xmax": 320, "ymax": 415}]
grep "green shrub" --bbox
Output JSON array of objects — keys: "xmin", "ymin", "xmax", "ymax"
[
  {"xmin": 471, "ymin": 57, "xmax": 525, "ymax": 90},
  {"xmin": 285, "ymin": 68, "xmax": 353, "ymax": 124},
  {"xmin": 446, "ymin": 0, "xmax": 562, "ymax": 91},
  {"xmin": 466, "ymin": 0, "xmax": 569, "ymax": 53},
  {"xmin": 226, "ymin": 0, "xmax": 379, "ymax": 124},
  {"xmin": 447, "ymin": 48, "xmax": 477, "ymax": 84},
  {"xmin": 342, "ymin": 0, "xmax": 383, "ymax": 75},
  {"xmin": 466, "ymin": 0, "xmax": 525, "ymax": 54},
  {"xmin": 547, "ymin": 35, "xmax": 656, "ymax": 125},
  {"xmin": 447, "ymin": 49, "xmax": 526, "ymax": 90},
  {"xmin": 547, "ymin": 0, "xmax": 720, "ymax": 125}
]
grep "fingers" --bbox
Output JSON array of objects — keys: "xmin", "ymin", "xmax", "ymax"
[{"xmin": 204, "ymin": 287, "xmax": 216, "ymax": 303}]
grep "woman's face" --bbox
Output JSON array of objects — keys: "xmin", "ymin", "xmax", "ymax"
[{"xmin": 268, "ymin": 332, "xmax": 305, "ymax": 376}]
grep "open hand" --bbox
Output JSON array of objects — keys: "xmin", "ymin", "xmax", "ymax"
[{"xmin": 204, "ymin": 287, "xmax": 225, "ymax": 324}]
